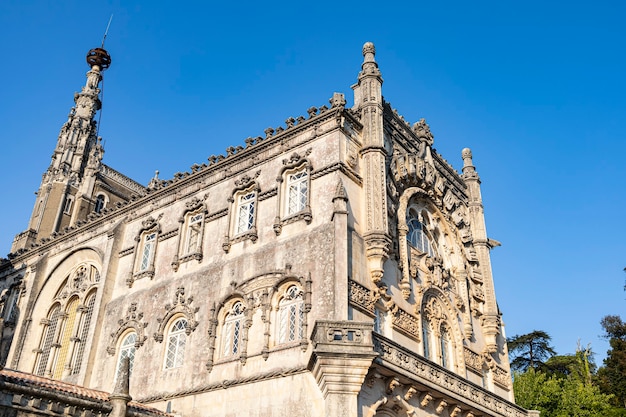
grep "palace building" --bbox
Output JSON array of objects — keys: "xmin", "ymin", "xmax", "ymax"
[{"xmin": 0, "ymin": 42, "xmax": 536, "ymax": 417}]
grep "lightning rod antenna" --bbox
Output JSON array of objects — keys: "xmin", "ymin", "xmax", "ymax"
[{"xmin": 102, "ymin": 14, "xmax": 113, "ymax": 48}]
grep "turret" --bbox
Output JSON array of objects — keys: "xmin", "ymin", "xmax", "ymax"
[
  {"xmin": 352, "ymin": 42, "xmax": 391, "ymax": 287},
  {"xmin": 462, "ymin": 148, "xmax": 501, "ymax": 352}
]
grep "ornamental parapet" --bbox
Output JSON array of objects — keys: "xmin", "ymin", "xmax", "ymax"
[{"xmin": 373, "ymin": 334, "xmax": 531, "ymax": 417}]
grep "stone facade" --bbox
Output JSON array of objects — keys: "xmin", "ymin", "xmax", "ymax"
[{"xmin": 0, "ymin": 42, "xmax": 537, "ymax": 417}]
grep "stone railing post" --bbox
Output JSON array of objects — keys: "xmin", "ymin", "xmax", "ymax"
[{"xmin": 309, "ymin": 320, "xmax": 377, "ymax": 417}]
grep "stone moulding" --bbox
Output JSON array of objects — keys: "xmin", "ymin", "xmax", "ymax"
[
  {"xmin": 135, "ymin": 365, "xmax": 308, "ymax": 403},
  {"xmin": 373, "ymin": 334, "xmax": 530, "ymax": 417}
]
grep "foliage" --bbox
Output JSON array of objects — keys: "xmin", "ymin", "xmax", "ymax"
[
  {"xmin": 597, "ymin": 315, "xmax": 626, "ymax": 408},
  {"xmin": 511, "ymin": 332, "xmax": 623, "ymax": 416},
  {"xmin": 507, "ymin": 330, "xmax": 556, "ymax": 372},
  {"xmin": 513, "ymin": 365, "xmax": 615, "ymax": 417}
]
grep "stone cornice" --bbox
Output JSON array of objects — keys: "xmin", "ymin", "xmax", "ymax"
[
  {"xmin": 373, "ymin": 334, "xmax": 528, "ymax": 417},
  {"xmin": 6, "ymin": 104, "xmax": 347, "ymax": 264}
]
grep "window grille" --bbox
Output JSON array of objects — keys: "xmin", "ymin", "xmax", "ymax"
[
  {"xmin": 71, "ymin": 294, "xmax": 96, "ymax": 374},
  {"xmin": 140, "ymin": 232, "xmax": 156, "ymax": 271},
  {"xmin": 116, "ymin": 332, "xmax": 137, "ymax": 379},
  {"xmin": 53, "ymin": 297, "xmax": 79, "ymax": 379},
  {"xmin": 278, "ymin": 286, "xmax": 304, "ymax": 343},
  {"xmin": 286, "ymin": 170, "xmax": 308, "ymax": 215},
  {"xmin": 236, "ymin": 192, "xmax": 256, "ymax": 234},
  {"xmin": 36, "ymin": 306, "xmax": 61, "ymax": 376},
  {"xmin": 407, "ymin": 216, "xmax": 435, "ymax": 257},
  {"xmin": 223, "ymin": 302, "xmax": 244, "ymax": 356},
  {"xmin": 165, "ymin": 318, "xmax": 187, "ymax": 369}
]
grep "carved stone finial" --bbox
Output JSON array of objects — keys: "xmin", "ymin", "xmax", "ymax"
[
  {"xmin": 462, "ymin": 148, "xmax": 473, "ymax": 167},
  {"xmin": 330, "ymin": 92, "xmax": 346, "ymax": 108},
  {"xmin": 363, "ymin": 42, "xmax": 376, "ymax": 59}
]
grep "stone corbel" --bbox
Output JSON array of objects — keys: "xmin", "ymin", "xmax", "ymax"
[
  {"xmin": 435, "ymin": 399, "xmax": 448, "ymax": 415},
  {"xmin": 449, "ymin": 405, "xmax": 462, "ymax": 417},
  {"xmin": 420, "ymin": 392, "xmax": 433, "ymax": 408}
]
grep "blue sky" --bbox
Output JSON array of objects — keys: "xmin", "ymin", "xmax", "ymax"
[{"xmin": 1, "ymin": 1, "xmax": 624, "ymax": 365}]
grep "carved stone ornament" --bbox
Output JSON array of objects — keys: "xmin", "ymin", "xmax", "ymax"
[
  {"xmin": 391, "ymin": 307, "xmax": 420, "ymax": 340},
  {"xmin": 153, "ymin": 287, "xmax": 199, "ymax": 342},
  {"xmin": 106, "ymin": 302, "xmax": 148, "ymax": 355},
  {"xmin": 348, "ymin": 279, "xmax": 375, "ymax": 314},
  {"xmin": 57, "ymin": 264, "xmax": 100, "ymax": 300},
  {"xmin": 412, "ymin": 118, "xmax": 434, "ymax": 145},
  {"xmin": 234, "ymin": 171, "xmax": 261, "ymax": 188}
]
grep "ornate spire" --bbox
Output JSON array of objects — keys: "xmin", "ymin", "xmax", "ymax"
[
  {"xmin": 11, "ymin": 47, "xmax": 113, "ymax": 253},
  {"xmin": 46, "ymin": 47, "xmax": 110, "ymax": 184}
]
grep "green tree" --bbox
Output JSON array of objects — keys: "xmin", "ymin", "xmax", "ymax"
[
  {"xmin": 597, "ymin": 315, "xmax": 626, "ymax": 408},
  {"xmin": 507, "ymin": 330, "xmax": 556, "ymax": 372},
  {"xmin": 513, "ymin": 344, "xmax": 617, "ymax": 417}
]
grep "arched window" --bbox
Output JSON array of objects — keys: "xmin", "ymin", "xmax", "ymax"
[
  {"xmin": 222, "ymin": 302, "xmax": 245, "ymax": 357},
  {"xmin": 278, "ymin": 286, "xmax": 304, "ymax": 344},
  {"xmin": 286, "ymin": 170, "xmax": 308, "ymax": 215},
  {"xmin": 116, "ymin": 332, "xmax": 137, "ymax": 379},
  {"xmin": 407, "ymin": 210, "xmax": 435, "ymax": 257},
  {"xmin": 422, "ymin": 317, "xmax": 432, "ymax": 360},
  {"xmin": 53, "ymin": 297, "xmax": 80, "ymax": 379},
  {"xmin": 139, "ymin": 232, "xmax": 157, "ymax": 272},
  {"xmin": 164, "ymin": 318, "xmax": 187, "ymax": 369},
  {"xmin": 236, "ymin": 191, "xmax": 256, "ymax": 234},
  {"xmin": 35, "ymin": 305, "xmax": 61, "ymax": 376},
  {"xmin": 184, "ymin": 212, "xmax": 204, "ymax": 255},
  {"xmin": 94, "ymin": 194, "xmax": 106, "ymax": 213},
  {"xmin": 71, "ymin": 292, "xmax": 96, "ymax": 375}
]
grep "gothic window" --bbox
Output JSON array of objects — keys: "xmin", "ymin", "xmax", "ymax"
[
  {"xmin": 130, "ymin": 216, "xmax": 161, "ymax": 285},
  {"xmin": 273, "ymin": 157, "xmax": 313, "ymax": 236},
  {"xmin": 422, "ymin": 317, "xmax": 432, "ymax": 360},
  {"xmin": 440, "ymin": 324, "xmax": 452, "ymax": 370},
  {"xmin": 116, "ymin": 332, "xmax": 137, "ymax": 380},
  {"xmin": 52, "ymin": 296, "xmax": 79, "ymax": 379},
  {"xmin": 94, "ymin": 194, "xmax": 106, "ymax": 213},
  {"xmin": 222, "ymin": 301, "xmax": 245, "ymax": 357},
  {"xmin": 184, "ymin": 213, "xmax": 203, "ymax": 255},
  {"xmin": 278, "ymin": 285, "xmax": 304, "ymax": 344},
  {"xmin": 63, "ymin": 196, "xmax": 74, "ymax": 215},
  {"xmin": 164, "ymin": 318, "xmax": 187, "ymax": 369},
  {"xmin": 35, "ymin": 305, "xmax": 61, "ymax": 376},
  {"xmin": 236, "ymin": 191, "xmax": 256, "ymax": 234},
  {"xmin": 33, "ymin": 263, "xmax": 100, "ymax": 379},
  {"xmin": 71, "ymin": 292, "xmax": 96, "ymax": 375},
  {"xmin": 286, "ymin": 169, "xmax": 308, "ymax": 216},
  {"xmin": 139, "ymin": 232, "xmax": 156, "ymax": 272},
  {"xmin": 407, "ymin": 209, "xmax": 435, "ymax": 257}
]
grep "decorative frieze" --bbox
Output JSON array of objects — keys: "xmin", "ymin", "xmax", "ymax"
[
  {"xmin": 464, "ymin": 347, "xmax": 482, "ymax": 373},
  {"xmin": 391, "ymin": 307, "xmax": 420, "ymax": 339},
  {"xmin": 349, "ymin": 279, "xmax": 375, "ymax": 314}
]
